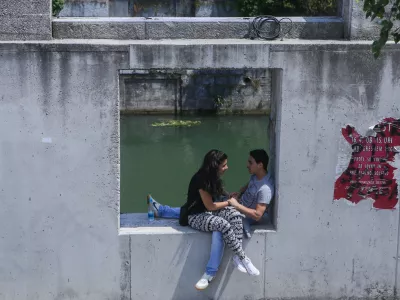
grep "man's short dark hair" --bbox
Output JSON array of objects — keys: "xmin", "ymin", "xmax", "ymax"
[{"xmin": 249, "ymin": 149, "xmax": 269, "ymax": 171}]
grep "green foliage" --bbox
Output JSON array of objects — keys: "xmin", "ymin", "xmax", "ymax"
[
  {"xmin": 237, "ymin": 0, "xmax": 337, "ymax": 17},
  {"xmin": 213, "ymin": 95, "xmax": 233, "ymax": 113},
  {"xmin": 361, "ymin": 0, "xmax": 400, "ymax": 58},
  {"xmin": 302, "ymin": 0, "xmax": 337, "ymax": 15},
  {"xmin": 52, "ymin": 0, "xmax": 64, "ymax": 17}
]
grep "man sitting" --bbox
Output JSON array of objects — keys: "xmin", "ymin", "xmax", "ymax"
[{"xmin": 147, "ymin": 149, "xmax": 274, "ymax": 290}]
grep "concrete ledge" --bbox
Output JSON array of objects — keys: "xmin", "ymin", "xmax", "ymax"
[
  {"xmin": 120, "ymin": 213, "xmax": 276, "ymax": 235},
  {"xmin": 0, "ymin": 39, "xmax": 391, "ymax": 61},
  {"xmin": 124, "ymin": 213, "xmax": 272, "ymax": 299},
  {"xmin": 0, "ymin": 41, "xmax": 130, "ymax": 52},
  {"xmin": 52, "ymin": 17, "xmax": 344, "ymax": 40}
]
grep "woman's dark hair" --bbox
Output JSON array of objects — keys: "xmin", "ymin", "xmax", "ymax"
[
  {"xmin": 198, "ymin": 149, "xmax": 228, "ymax": 196},
  {"xmin": 250, "ymin": 149, "xmax": 269, "ymax": 171}
]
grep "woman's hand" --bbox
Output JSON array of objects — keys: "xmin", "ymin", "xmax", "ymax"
[
  {"xmin": 228, "ymin": 197, "xmax": 240, "ymax": 208},
  {"xmin": 229, "ymin": 192, "xmax": 240, "ymax": 199}
]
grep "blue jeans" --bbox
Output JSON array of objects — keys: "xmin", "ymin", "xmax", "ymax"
[
  {"xmin": 158, "ymin": 205, "xmax": 180, "ymax": 219},
  {"xmin": 158, "ymin": 204, "xmax": 225, "ymax": 275},
  {"xmin": 206, "ymin": 217, "xmax": 257, "ymax": 276}
]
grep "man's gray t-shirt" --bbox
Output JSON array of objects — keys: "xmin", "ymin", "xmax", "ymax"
[{"xmin": 240, "ymin": 172, "xmax": 274, "ymax": 210}]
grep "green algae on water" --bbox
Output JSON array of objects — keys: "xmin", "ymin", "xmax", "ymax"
[{"xmin": 151, "ymin": 120, "xmax": 201, "ymax": 127}]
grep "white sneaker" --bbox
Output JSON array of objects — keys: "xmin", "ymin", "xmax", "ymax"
[
  {"xmin": 195, "ymin": 273, "xmax": 214, "ymax": 290},
  {"xmin": 241, "ymin": 256, "xmax": 260, "ymax": 276},
  {"xmin": 232, "ymin": 255, "xmax": 247, "ymax": 273}
]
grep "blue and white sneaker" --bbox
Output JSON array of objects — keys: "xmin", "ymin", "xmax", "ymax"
[{"xmin": 147, "ymin": 194, "xmax": 161, "ymax": 217}]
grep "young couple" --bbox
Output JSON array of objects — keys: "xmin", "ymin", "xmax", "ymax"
[{"xmin": 147, "ymin": 149, "xmax": 274, "ymax": 290}]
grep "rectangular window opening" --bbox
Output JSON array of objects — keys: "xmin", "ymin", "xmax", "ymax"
[{"xmin": 118, "ymin": 68, "xmax": 282, "ymax": 235}]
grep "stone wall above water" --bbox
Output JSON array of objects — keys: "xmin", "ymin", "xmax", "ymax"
[{"xmin": 120, "ymin": 69, "xmax": 271, "ymax": 114}]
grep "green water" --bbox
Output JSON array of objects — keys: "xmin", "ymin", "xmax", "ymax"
[{"xmin": 120, "ymin": 115, "xmax": 270, "ymax": 213}]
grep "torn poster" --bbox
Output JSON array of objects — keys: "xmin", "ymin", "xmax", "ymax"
[{"xmin": 333, "ymin": 118, "xmax": 400, "ymax": 209}]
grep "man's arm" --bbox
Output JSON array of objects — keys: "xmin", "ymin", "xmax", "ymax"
[
  {"xmin": 228, "ymin": 185, "xmax": 272, "ymax": 221},
  {"xmin": 229, "ymin": 201, "xmax": 267, "ymax": 221}
]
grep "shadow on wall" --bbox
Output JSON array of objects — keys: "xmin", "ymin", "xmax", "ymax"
[{"xmin": 169, "ymin": 233, "xmax": 254, "ymax": 300}]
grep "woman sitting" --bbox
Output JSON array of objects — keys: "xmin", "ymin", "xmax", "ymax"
[{"xmin": 182, "ymin": 149, "xmax": 259, "ymax": 289}]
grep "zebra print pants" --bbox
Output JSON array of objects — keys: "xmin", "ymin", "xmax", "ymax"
[{"xmin": 188, "ymin": 206, "xmax": 245, "ymax": 260}]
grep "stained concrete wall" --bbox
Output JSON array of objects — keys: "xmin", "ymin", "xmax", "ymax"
[
  {"xmin": 0, "ymin": 43, "xmax": 130, "ymax": 300},
  {"xmin": 1, "ymin": 40, "xmax": 400, "ymax": 300},
  {"xmin": 120, "ymin": 69, "xmax": 271, "ymax": 113}
]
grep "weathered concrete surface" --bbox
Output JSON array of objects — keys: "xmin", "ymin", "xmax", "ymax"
[
  {"xmin": 130, "ymin": 0, "xmax": 193, "ymax": 17},
  {"xmin": 348, "ymin": 0, "xmax": 382, "ymax": 40},
  {"xmin": 109, "ymin": 0, "xmax": 130, "ymax": 17},
  {"xmin": 127, "ymin": 0, "xmax": 238, "ymax": 17},
  {"xmin": 0, "ymin": 0, "xmax": 52, "ymax": 40},
  {"xmin": 63, "ymin": 0, "xmax": 241, "ymax": 17},
  {"xmin": 120, "ymin": 69, "xmax": 271, "ymax": 113},
  {"xmin": 126, "ymin": 40, "xmax": 400, "ymax": 299},
  {"xmin": 53, "ymin": 18, "xmax": 146, "ymax": 40},
  {"xmin": 120, "ymin": 213, "xmax": 272, "ymax": 300},
  {"xmin": 52, "ymin": 17, "xmax": 344, "ymax": 40},
  {"xmin": 128, "ymin": 226, "xmax": 268, "ymax": 300},
  {"xmin": 1, "ymin": 39, "xmax": 400, "ymax": 299},
  {"xmin": 59, "ymin": 0, "xmax": 109, "ymax": 17},
  {"xmin": 0, "ymin": 43, "xmax": 130, "ymax": 299},
  {"xmin": 194, "ymin": 0, "xmax": 239, "ymax": 17},
  {"xmin": 129, "ymin": 40, "xmax": 271, "ymax": 69},
  {"xmin": 345, "ymin": 0, "xmax": 399, "ymax": 40}
]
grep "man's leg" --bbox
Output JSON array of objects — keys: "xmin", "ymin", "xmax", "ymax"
[
  {"xmin": 147, "ymin": 194, "xmax": 180, "ymax": 219},
  {"xmin": 243, "ymin": 217, "xmax": 253, "ymax": 238},
  {"xmin": 158, "ymin": 205, "xmax": 180, "ymax": 219},
  {"xmin": 205, "ymin": 231, "xmax": 225, "ymax": 276}
]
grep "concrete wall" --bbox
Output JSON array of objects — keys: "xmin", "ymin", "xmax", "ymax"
[
  {"xmin": 120, "ymin": 69, "xmax": 271, "ymax": 113},
  {"xmin": 0, "ymin": 42, "xmax": 130, "ymax": 300},
  {"xmin": 126, "ymin": 40, "xmax": 400, "ymax": 299},
  {"xmin": 1, "ymin": 39, "xmax": 400, "ymax": 300},
  {"xmin": 0, "ymin": 0, "xmax": 52, "ymax": 40},
  {"xmin": 342, "ymin": 0, "xmax": 392, "ymax": 40},
  {"xmin": 52, "ymin": 17, "xmax": 344, "ymax": 40},
  {"xmin": 52, "ymin": 0, "xmax": 389, "ymax": 42},
  {"xmin": 61, "ymin": 0, "xmax": 238, "ymax": 17},
  {"xmin": 59, "ymin": 0, "xmax": 109, "ymax": 17},
  {"xmin": 347, "ymin": 0, "xmax": 382, "ymax": 40}
]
